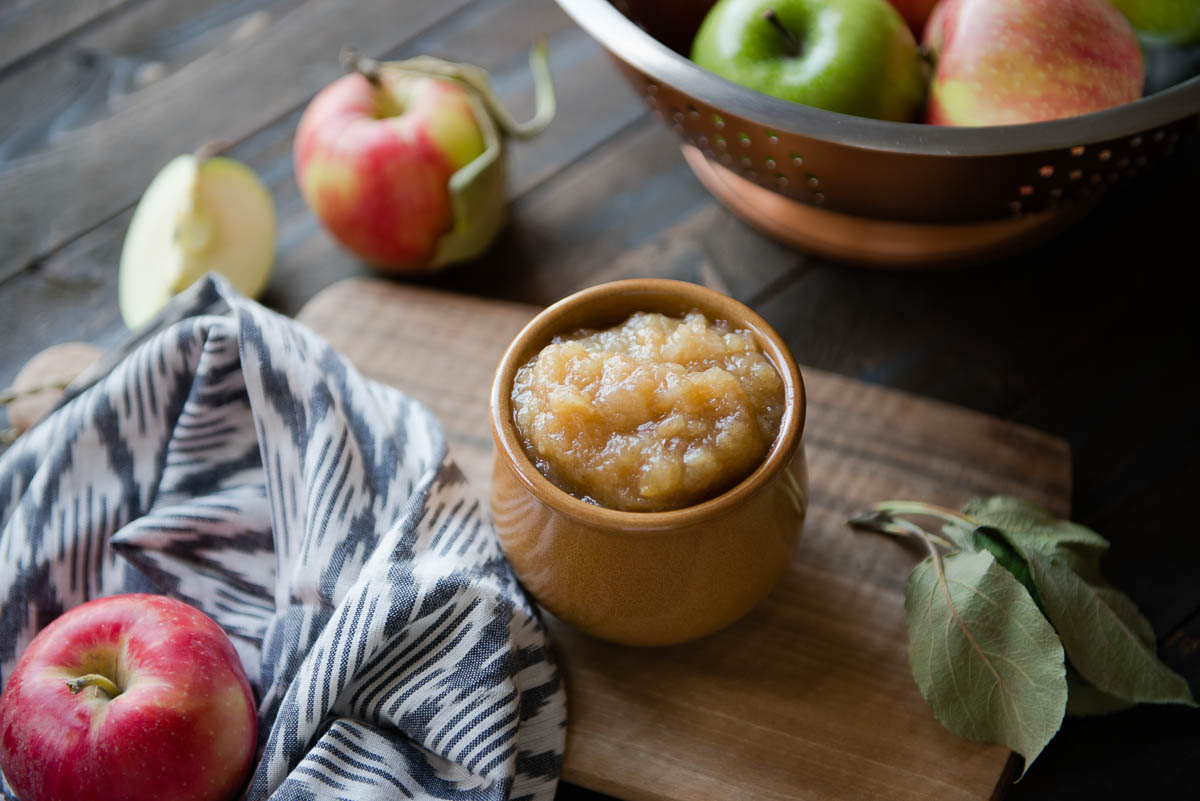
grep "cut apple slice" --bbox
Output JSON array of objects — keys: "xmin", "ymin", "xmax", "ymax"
[{"xmin": 119, "ymin": 153, "xmax": 275, "ymax": 329}]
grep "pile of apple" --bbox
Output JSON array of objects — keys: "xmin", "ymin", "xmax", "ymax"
[{"xmin": 691, "ymin": 0, "xmax": 1200, "ymax": 125}]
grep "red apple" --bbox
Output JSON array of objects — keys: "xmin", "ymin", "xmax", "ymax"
[
  {"xmin": 294, "ymin": 61, "xmax": 488, "ymax": 271},
  {"xmin": 0, "ymin": 594, "xmax": 257, "ymax": 801},
  {"xmin": 887, "ymin": 0, "xmax": 939, "ymax": 35},
  {"xmin": 924, "ymin": 0, "xmax": 1144, "ymax": 126}
]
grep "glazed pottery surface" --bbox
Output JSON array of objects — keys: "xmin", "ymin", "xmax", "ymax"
[{"xmin": 489, "ymin": 279, "xmax": 808, "ymax": 645}]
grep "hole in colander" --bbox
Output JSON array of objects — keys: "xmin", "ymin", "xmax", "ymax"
[
  {"xmin": 791, "ymin": 152, "xmax": 804, "ymax": 166},
  {"xmin": 1009, "ymin": 201, "xmax": 1022, "ymax": 214},
  {"xmin": 739, "ymin": 132, "xmax": 751, "ymax": 147},
  {"xmin": 713, "ymin": 113, "xmax": 725, "ymax": 129},
  {"xmin": 1019, "ymin": 185, "xmax": 1034, "ymax": 196},
  {"xmin": 1071, "ymin": 146, "xmax": 1086, "ymax": 157},
  {"xmin": 1050, "ymin": 188, "xmax": 1064, "ymax": 199},
  {"xmin": 1039, "ymin": 165, "xmax": 1054, "ymax": 178},
  {"xmin": 766, "ymin": 130, "xmax": 779, "ymax": 144},
  {"xmin": 697, "ymin": 135, "xmax": 709, "ymax": 147},
  {"xmin": 1130, "ymin": 135, "xmax": 1143, "ymax": 147},
  {"xmin": 715, "ymin": 135, "xmax": 727, "ymax": 149},
  {"xmin": 673, "ymin": 109, "xmax": 685, "ymax": 122},
  {"xmin": 813, "ymin": 192, "xmax": 825, "ymax": 204},
  {"xmin": 1118, "ymin": 157, "xmax": 1130, "ymax": 168},
  {"xmin": 1098, "ymin": 149, "xmax": 1112, "ymax": 161},
  {"xmin": 646, "ymin": 82, "xmax": 659, "ymax": 95},
  {"xmin": 1069, "ymin": 168, "xmax": 1083, "ymax": 180},
  {"xmin": 776, "ymin": 174, "xmax": 789, "ymax": 187},
  {"xmin": 688, "ymin": 105, "xmax": 700, "ymax": 120},
  {"xmin": 765, "ymin": 157, "xmax": 776, "ymax": 169},
  {"xmin": 1154, "ymin": 130, "xmax": 1166, "ymax": 142},
  {"xmin": 1135, "ymin": 155, "xmax": 1148, "ymax": 167},
  {"xmin": 720, "ymin": 152, "xmax": 733, "ymax": 165},
  {"xmin": 741, "ymin": 155, "xmax": 752, "ymax": 167},
  {"xmin": 1089, "ymin": 174, "xmax": 1102, "ymax": 184}
]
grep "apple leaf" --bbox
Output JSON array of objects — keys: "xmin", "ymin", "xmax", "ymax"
[
  {"xmin": 906, "ymin": 549, "xmax": 1066, "ymax": 774},
  {"xmin": 960, "ymin": 496, "xmax": 1109, "ymax": 558},
  {"xmin": 1024, "ymin": 550, "xmax": 1196, "ymax": 708}
]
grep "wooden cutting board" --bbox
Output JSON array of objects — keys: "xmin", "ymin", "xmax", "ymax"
[{"xmin": 297, "ymin": 278, "xmax": 1072, "ymax": 801}]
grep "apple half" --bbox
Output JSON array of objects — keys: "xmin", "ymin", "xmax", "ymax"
[{"xmin": 118, "ymin": 153, "xmax": 275, "ymax": 329}]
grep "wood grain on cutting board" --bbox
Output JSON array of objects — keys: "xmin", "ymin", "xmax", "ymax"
[{"xmin": 298, "ymin": 278, "xmax": 1072, "ymax": 801}]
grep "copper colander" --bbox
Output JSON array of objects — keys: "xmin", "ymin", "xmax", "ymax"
[{"xmin": 554, "ymin": 0, "xmax": 1200, "ymax": 266}]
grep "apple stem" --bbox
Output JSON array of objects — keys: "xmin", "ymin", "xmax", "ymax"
[
  {"xmin": 66, "ymin": 673, "xmax": 121, "ymax": 699},
  {"xmin": 192, "ymin": 140, "xmax": 229, "ymax": 165},
  {"xmin": 340, "ymin": 45, "xmax": 382, "ymax": 88},
  {"xmin": 763, "ymin": 9, "xmax": 803, "ymax": 58}
]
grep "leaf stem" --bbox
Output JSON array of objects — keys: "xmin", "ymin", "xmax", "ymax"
[
  {"xmin": 849, "ymin": 509, "xmax": 955, "ymax": 550},
  {"xmin": 873, "ymin": 500, "xmax": 978, "ymax": 528}
]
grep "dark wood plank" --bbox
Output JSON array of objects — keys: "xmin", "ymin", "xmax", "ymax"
[
  {"xmin": 0, "ymin": 0, "xmax": 134, "ymax": 72},
  {"xmin": 0, "ymin": 0, "xmax": 477, "ymax": 282},
  {"xmin": 0, "ymin": 0, "xmax": 308, "ymax": 162},
  {"xmin": 0, "ymin": 0, "xmax": 647, "ymax": 390}
]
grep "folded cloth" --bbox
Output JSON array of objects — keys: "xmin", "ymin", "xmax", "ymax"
[{"xmin": 0, "ymin": 276, "xmax": 566, "ymax": 800}]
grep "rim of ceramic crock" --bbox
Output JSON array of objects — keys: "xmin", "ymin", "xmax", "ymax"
[{"xmin": 490, "ymin": 279, "xmax": 806, "ymax": 535}]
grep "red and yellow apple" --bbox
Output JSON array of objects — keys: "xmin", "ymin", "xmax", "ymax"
[
  {"xmin": 295, "ymin": 62, "xmax": 490, "ymax": 272},
  {"xmin": 0, "ymin": 594, "xmax": 257, "ymax": 801},
  {"xmin": 924, "ymin": 0, "xmax": 1144, "ymax": 126}
]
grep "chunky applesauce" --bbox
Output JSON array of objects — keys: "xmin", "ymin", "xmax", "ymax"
[{"xmin": 511, "ymin": 311, "xmax": 785, "ymax": 512}]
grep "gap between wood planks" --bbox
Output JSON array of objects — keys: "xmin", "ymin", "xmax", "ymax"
[
  {"xmin": 0, "ymin": 0, "xmax": 597, "ymax": 293},
  {"xmin": 0, "ymin": 0, "xmax": 145, "ymax": 77},
  {"xmin": 0, "ymin": 0, "xmax": 492, "ymax": 283}
]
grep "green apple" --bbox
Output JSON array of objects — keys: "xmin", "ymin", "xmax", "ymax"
[
  {"xmin": 119, "ymin": 152, "xmax": 275, "ymax": 329},
  {"xmin": 1111, "ymin": 0, "xmax": 1200, "ymax": 47},
  {"xmin": 691, "ymin": 0, "xmax": 926, "ymax": 122}
]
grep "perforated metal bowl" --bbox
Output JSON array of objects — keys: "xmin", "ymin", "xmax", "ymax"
[{"xmin": 555, "ymin": 0, "xmax": 1200, "ymax": 265}]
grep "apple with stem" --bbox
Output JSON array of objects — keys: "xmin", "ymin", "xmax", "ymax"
[
  {"xmin": 294, "ymin": 44, "xmax": 554, "ymax": 273},
  {"xmin": 690, "ymin": 0, "xmax": 927, "ymax": 122},
  {"xmin": 0, "ymin": 594, "xmax": 257, "ymax": 801},
  {"xmin": 119, "ymin": 146, "xmax": 275, "ymax": 330},
  {"xmin": 924, "ymin": 0, "xmax": 1144, "ymax": 126}
]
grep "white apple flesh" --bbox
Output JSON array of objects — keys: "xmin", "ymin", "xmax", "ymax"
[{"xmin": 118, "ymin": 153, "xmax": 275, "ymax": 329}]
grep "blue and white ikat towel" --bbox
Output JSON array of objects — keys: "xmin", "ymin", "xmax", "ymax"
[{"xmin": 0, "ymin": 275, "xmax": 566, "ymax": 800}]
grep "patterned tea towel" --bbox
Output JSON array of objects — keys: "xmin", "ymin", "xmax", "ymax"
[{"xmin": 0, "ymin": 275, "xmax": 566, "ymax": 800}]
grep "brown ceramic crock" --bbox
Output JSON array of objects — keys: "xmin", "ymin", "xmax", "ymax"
[{"xmin": 489, "ymin": 279, "xmax": 807, "ymax": 646}]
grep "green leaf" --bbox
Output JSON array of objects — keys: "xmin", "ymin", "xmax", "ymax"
[
  {"xmin": 1065, "ymin": 671, "xmax": 1136, "ymax": 717},
  {"xmin": 961, "ymin": 496, "xmax": 1109, "ymax": 558},
  {"xmin": 906, "ymin": 549, "xmax": 1066, "ymax": 773},
  {"xmin": 972, "ymin": 525, "xmax": 1043, "ymax": 612},
  {"xmin": 1025, "ymin": 550, "xmax": 1196, "ymax": 707}
]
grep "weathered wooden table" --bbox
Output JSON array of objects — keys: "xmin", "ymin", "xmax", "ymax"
[{"xmin": 1, "ymin": 0, "xmax": 1197, "ymax": 798}]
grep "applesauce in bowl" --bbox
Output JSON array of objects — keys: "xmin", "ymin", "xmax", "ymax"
[
  {"xmin": 511, "ymin": 310, "xmax": 785, "ymax": 512},
  {"xmin": 490, "ymin": 279, "xmax": 808, "ymax": 646}
]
